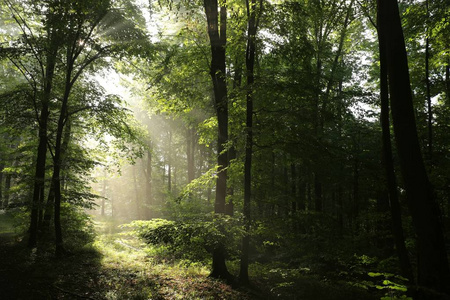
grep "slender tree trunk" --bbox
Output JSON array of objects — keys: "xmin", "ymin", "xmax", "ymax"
[
  {"xmin": 4, "ymin": 172, "xmax": 11, "ymax": 208},
  {"xmin": 314, "ymin": 175, "xmax": 322, "ymax": 212},
  {"xmin": 352, "ymin": 152, "xmax": 359, "ymax": 226},
  {"xmin": 28, "ymin": 35, "xmax": 58, "ymax": 248},
  {"xmin": 446, "ymin": 61, "xmax": 450, "ymax": 104},
  {"xmin": 239, "ymin": 0, "xmax": 259, "ymax": 284},
  {"xmin": 145, "ymin": 148, "xmax": 152, "ymax": 219},
  {"xmin": 337, "ymin": 186, "xmax": 343, "ymax": 235},
  {"xmin": 204, "ymin": 0, "xmax": 233, "ymax": 281},
  {"xmin": 425, "ymin": 0, "xmax": 432, "ymax": 162},
  {"xmin": 42, "ymin": 180, "xmax": 55, "ymax": 229},
  {"xmin": 133, "ymin": 165, "xmax": 141, "ymax": 219},
  {"xmin": 187, "ymin": 127, "xmax": 195, "ymax": 184},
  {"xmin": 101, "ymin": 178, "xmax": 106, "ymax": 217},
  {"xmin": 29, "ymin": 96, "xmax": 50, "ymax": 248},
  {"xmin": 378, "ymin": 20, "xmax": 414, "ymax": 281},
  {"xmin": 378, "ymin": 0, "xmax": 450, "ymax": 295},
  {"xmin": 225, "ymin": 143, "xmax": 236, "ymax": 216},
  {"xmin": 298, "ymin": 179, "xmax": 306, "ymax": 211},
  {"xmin": 54, "ymin": 40, "xmax": 82, "ymax": 256},
  {"xmin": 270, "ymin": 151, "xmax": 276, "ymax": 216},
  {"xmin": 291, "ymin": 163, "xmax": 297, "ymax": 213},
  {"xmin": 307, "ymin": 177, "xmax": 312, "ymax": 211},
  {"xmin": 54, "ymin": 70, "xmax": 72, "ymax": 257},
  {"xmin": 167, "ymin": 131, "xmax": 172, "ymax": 192},
  {"xmin": 0, "ymin": 163, "xmax": 3, "ymax": 208},
  {"xmin": 43, "ymin": 118, "xmax": 71, "ymax": 229}
]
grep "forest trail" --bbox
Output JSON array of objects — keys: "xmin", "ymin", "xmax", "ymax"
[
  {"xmin": 0, "ymin": 212, "xmax": 381, "ymax": 299},
  {"xmin": 0, "ymin": 212, "xmax": 256, "ymax": 300}
]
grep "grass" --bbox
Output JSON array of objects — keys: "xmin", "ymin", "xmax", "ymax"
[
  {"xmin": 0, "ymin": 209, "xmax": 17, "ymax": 234},
  {"xmin": 0, "ymin": 213, "xmax": 386, "ymax": 299},
  {"xmin": 93, "ymin": 220, "xmax": 249, "ymax": 299}
]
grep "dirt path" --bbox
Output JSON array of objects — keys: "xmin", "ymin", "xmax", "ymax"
[
  {"xmin": 0, "ymin": 215, "xmax": 256, "ymax": 300},
  {"xmin": 0, "ymin": 214, "xmax": 380, "ymax": 300}
]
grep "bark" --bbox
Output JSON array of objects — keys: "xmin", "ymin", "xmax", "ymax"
[
  {"xmin": 378, "ymin": 0, "xmax": 450, "ymax": 294},
  {"xmin": 101, "ymin": 179, "xmax": 106, "ymax": 217},
  {"xmin": 337, "ymin": 186, "xmax": 343, "ymax": 235},
  {"xmin": 4, "ymin": 173, "xmax": 11, "ymax": 208},
  {"xmin": 291, "ymin": 163, "xmax": 297, "ymax": 213},
  {"xmin": 187, "ymin": 127, "xmax": 195, "ymax": 184},
  {"xmin": 425, "ymin": 0, "xmax": 432, "ymax": 162},
  {"xmin": 204, "ymin": 0, "xmax": 233, "ymax": 281},
  {"xmin": 28, "ymin": 32, "xmax": 58, "ymax": 249},
  {"xmin": 43, "ymin": 118, "xmax": 71, "ymax": 229},
  {"xmin": 145, "ymin": 148, "xmax": 152, "ymax": 219},
  {"xmin": 239, "ymin": 0, "xmax": 259, "ymax": 284},
  {"xmin": 314, "ymin": 175, "xmax": 322, "ymax": 212},
  {"xmin": 167, "ymin": 131, "xmax": 172, "ymax": 192},
  {"xmin": 377, "ymin": 18, "xmax": 414, "ymax": 281},
  {"xmin": 0, "ymin": 163, "xmax": 3, "ymax": 207},
  {"xmin": 225, "ymin": 143, "xmax": 236, "ymax": 216},
  {"xmin": 298, "ymin": 180, "xmax": 306, "ymax": 211},
  {"xmin": 42, "ymin": 180, "xmax": 55, "ymax": 229},
  {"xmin": 352, "ymin": 152, "xmax": 359, "ymax": 225},
  {"xmin": 446, "ymin": 61, "xmax": 450, "ymax": 105},
  {"xmin": 54, "ymin": 65, "xmax": 72, "ymax": 257},
  {"xmin": 133, "ymin": 165, "xmax": 141, "ymax": 219}
]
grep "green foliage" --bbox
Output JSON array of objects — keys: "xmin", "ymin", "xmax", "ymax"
[
  {"xmin": 60, "ymin": 204, "xmax": 96, "ymax": 250},
  {"xmin": 125, "ymin": 215, "xmax": 244, "ymax": 262},
  {"xmin": 368, "ymin": 272, "xmax": 411, "ymax": 300}
]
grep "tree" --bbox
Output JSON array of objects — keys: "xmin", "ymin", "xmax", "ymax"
[
  {"xmin": 203, "ymin": 0, "xmax": 233, "ymax": 281},
  {"xmin": 376, "ymin": 8, "xmax": 414, "ymax": 282},
  {"xmin": 378, "ymin": 0, "xmax": 450, "ymax": 295},
  {"xmin": 239, "ymin": 0, "xmax": 262, "ymax": 285}
]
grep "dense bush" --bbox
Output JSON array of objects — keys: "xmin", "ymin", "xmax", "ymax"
[{"xmin": 126, "ymin": 215, "xmax": 244, "ymax": 262}]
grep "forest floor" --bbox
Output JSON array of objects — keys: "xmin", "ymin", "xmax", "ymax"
[{"xmin": 0, "ymin": 211, "xmax": 382, "ymax": 300}]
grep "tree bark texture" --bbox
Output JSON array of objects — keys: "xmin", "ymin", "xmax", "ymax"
[
  {"xmin": 204, "ymin": 0, "xmax": 233, "ymax": 281},
  {"xmin": 239, "ymin": 0, "xmax": 259, "ymax": 284},
  {"xmin": 377, "ymin": 16, "xmax": 414, "ymax": 281},
  {"xmin": 145, "ymin": 148, "xmax": 152, "ymax": 219},
  {"xmin": 378, "ymin": 0, "xmax": 450, "ymax": 294},
  {"xmin": 28, "ymin": 33, "xmax": 58, "ymax": 248}
]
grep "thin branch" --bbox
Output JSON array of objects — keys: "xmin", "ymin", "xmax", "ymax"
[{"xmin": 5, "ymin": 0, "xmax": 45, "ymax": 79}]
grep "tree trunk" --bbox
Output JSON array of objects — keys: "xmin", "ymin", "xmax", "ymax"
[
  {"xmin": 133, "ymin": 165, "xmax": 141, "ymax": 219},
  {"xmin": 167, "ymin": 131, "xmax": 172, "ymax": 192},
  {"xmin": 145, "ymin": 148, "xmax": 152, "ymax": 219},
  {"xmin": 54, "ymin": 69, "xmax": 72, "ymax": 257},
  {"xmin": 187, "ymin": 127, "xmax": 195, "ymax": 184},
  {"xmin": 4, "ymin": 172, "xmax": 11, "ymax": 208},
  {"xmin": 291, "ymin": 163, "xmax": 297, "ymax": 213},
  {"xmin": 28, "ymin": 34, "xmax": 58, "ymax": 248},
  {"xmin": 377, "ymin": 18, "xmax": 414, "ymax": 281},
  {"xmin": 446, "ymin": 61, "xmax": 450, "ymax": 105},
  {"xmin": 239, "ymin": 0, "xmax": 259, "ymax": 285},
  {"xmin": 225, "ymin": 143, "xmax": 236, "ymax": 216},
  {"xmin": 0, "ymin": 163, "xmax": 3, "ymax": 207},
  {"xmin": 101, "ymin": 178, "xmax": 106, "ymax": 217},
  {"xmin": 425, "ymin": 0, "xmax": 432, "ymax": 162},
  {"xmin": 352, "ymin": 152, "xmax": 359, "ymax": 226},
  {"xmin": 204, "ymin": 0, "xmax": 233, "ymax": 281},
  {"xmin": 337, "ymin": 186, "xmax": 343, "ymax": 235},
  {"xmin": 378, "ymin": 0, "xmax": 450, "ymax": 294},
  {"xmin": 314, "ymin": 175, "xmax": 322, "ymax": 212},
  {"xmin": 42, "ymin": 180, "xmax": 55, "ymax": 229}
]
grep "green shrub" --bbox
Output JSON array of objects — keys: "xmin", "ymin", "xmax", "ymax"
[{"xmin": 125, "ymin": 215, "xmax": 243, "ymax": 262}]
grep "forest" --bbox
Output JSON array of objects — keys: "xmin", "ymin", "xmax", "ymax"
[{"xmin": 0, "ymin": 0, "xmax": 449, "ymax": 299}]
